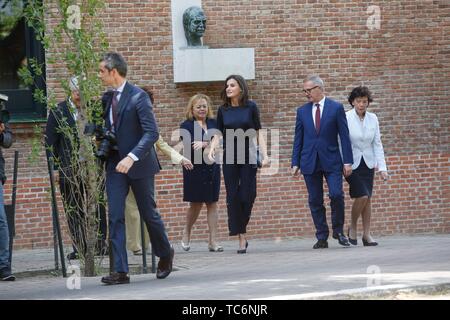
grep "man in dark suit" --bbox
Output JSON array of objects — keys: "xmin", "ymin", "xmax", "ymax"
[
  {"xmin": 98, "ymin": 52, "xmax": 174, "ymax": 285},
  {"xmin": 45, "ymin": 77, "xmax": 107, "ymax": 260},
  {"xmin": 291, "ymin": 75, "xmax": 353, "ymax": 249}
]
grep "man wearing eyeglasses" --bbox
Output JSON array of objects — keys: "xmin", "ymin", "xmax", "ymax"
[{"xmin": 291, "ymin": 75, "xmax": 353, "ymax": 249}]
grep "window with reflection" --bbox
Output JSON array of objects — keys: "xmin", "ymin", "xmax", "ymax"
[{"xmin": 0, "ymin": 0, "xmax": 46, "ymax": 121}]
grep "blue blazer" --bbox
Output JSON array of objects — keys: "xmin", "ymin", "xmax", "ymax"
[
  {"xmin": 291, "ymin": 98, "xmax": 353, "ymax": 174},
  {"xmin": 102, "ymin": 82, "xmax": 160, "ymax": 179}
]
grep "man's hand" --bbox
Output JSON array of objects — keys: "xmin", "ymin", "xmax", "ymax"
[
  {"xmin": 343, "ymin": 164, "xmax": 352, "ymax": 177},
  {"xmin": 0, "ymin": 123, "xmax": 5, "ymax": 134},
  {"xmin": 291, "ymin": 166, "xmax": 300, "ymax": 177},
  {"xmin": 116, "ymin": 156, "xmax": 135, "ymax": 174}
]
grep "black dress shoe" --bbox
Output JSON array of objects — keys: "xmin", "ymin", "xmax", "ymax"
[
  {"xmin": 362, "ymin": 238, "xmax": 378, "ymax": 246},
  {"xmin": 313, "ymin": 239, "xmax": 328, "ymax": 249},
  {"xmin": 101, "ymin": 272, "xmax": 130, "ymax": 285},
  {"xmin": 156, "ymin": 246, "xmax": 174, "ymax": 279},
  {"xmin": 333, "ymin": 233, "xmax": 350, "ymax": 247}
]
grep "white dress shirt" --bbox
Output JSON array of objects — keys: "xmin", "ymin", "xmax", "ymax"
[
  {"xmin": 346, "ymin": 108, "xmax": 387, "ymax": 172},
  {"xmin": 108, "ymin": 80, "xmax": 139, "ymax": 162},
  {"xmin": 312, "ymin": 96, "xmax": 325, "ymax": 128},
  {"xmin": 109, "ymin": 80, "xmax": 126, "ymax": 126}
]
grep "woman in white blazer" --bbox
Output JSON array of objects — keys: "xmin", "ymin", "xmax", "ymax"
[{"xmin": 345, "ymin": 86, "xmax": 388, "ymax": 246}]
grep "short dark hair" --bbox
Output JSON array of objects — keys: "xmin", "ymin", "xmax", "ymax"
[
  {"xmin": 220, "ymin": 74, "xmax": 249, "ymax": 107},
  {"xmin": 101, "ymin": 52, "xmax": 127, "ymax": 77},
  {"xmin": 348, "ymin": 86, "xmax": 373, "ymax": 107}
]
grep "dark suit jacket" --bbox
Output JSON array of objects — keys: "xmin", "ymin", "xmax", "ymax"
[
  {"xmin": 291, "ymin": 97, "xmax": 353, "ymax": 174},
  {"xmin": 0, "ymin": 122, "xmax": 13, "ymax": 184},
  {"xmin": 45, "ymin": 100, "xmax": 78, "ymax": 178},
  {"xmin": 102, "ymin": 82, "xmax": 160, "ymax": 179}
]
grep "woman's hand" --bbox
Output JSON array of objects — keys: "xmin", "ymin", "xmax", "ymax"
[
  {"xmin": 192, "ymin": 141, "xmax": 208, "ymax": 151},
  {"xmin": 181, "ymin": 158, "xmax": 194, "ymax": 170},
  {"xmin": 261, "ymin": 155, "xmax": 270, "ymax": 167},
  {"xmin": 380, "ymin": 171, "xmax": 389, "ymax": 181}
]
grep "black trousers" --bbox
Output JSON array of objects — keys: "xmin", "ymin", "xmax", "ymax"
[
  {"xmin": 222, "ymin": 164, "xmax": 257, "ymax": 236},
  {"xmin": 59, "ymin": 177, "xmax": 107, "ymax": 254}
]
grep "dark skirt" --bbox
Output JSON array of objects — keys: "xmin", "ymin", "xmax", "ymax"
[
  {"xmin": 183, "ymin": 163, "xmax": 221, "ymax": 203},
  {"xmin": 345, "ymin": 158, "xmax": 374, "ymax": 198}
]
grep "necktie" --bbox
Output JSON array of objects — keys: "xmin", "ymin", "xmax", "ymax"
[
  {"xmin": 112, "ymin": 91, "xmax": 119, "ymax": 127},
  {"xmin": 315, "ymin": 103, "xmax": 321, "ymax": 134}
]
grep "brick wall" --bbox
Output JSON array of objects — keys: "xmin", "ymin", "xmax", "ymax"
[{"xmin": 5, "ymin": 0, "xmax": 449, "ymax": 249}]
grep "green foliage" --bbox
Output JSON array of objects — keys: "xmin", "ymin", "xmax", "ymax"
[
  {"xmin": 27, "ymin": 125, "xmax": 44, "ymax": 164},
  {"xmin": 33, "ymin": 89, "xmax": 47, "ymax": 105},
  {"xmin": 0, "ymin": 0, "xmax": 24, "ymax": 40},
  {"xmin": 23, "ymin": 0, "xmax": 46, "ymax": 46},
  {"xmin": 23, "ymin": 0, "xmax": 110, "ymax": 276},
  {"xmin": 17, "ymin": 65, "xmax": 34, "ymax": 88}
]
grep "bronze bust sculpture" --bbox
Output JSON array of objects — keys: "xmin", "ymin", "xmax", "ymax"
[{"xmin": 183, "ymin": 6, "xmax": 207, "ymax": 47}]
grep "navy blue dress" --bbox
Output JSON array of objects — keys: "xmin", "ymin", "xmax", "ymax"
[{"xmin": 180, "ymin": 118, "xmax": 221, "ymax": 203}]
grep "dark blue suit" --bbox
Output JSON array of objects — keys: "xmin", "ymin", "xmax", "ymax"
[
  {"xmin": 291, "ymin": 98, "xmax": 353, "ymax": 240},
  {"xmin": 103, "ymin": 82, "xmax": 170, "ymax": 273}
]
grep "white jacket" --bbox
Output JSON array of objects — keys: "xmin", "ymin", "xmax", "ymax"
[{"xmin": 346, "ymin": 108, "xmax": 387, "ymax": 172}]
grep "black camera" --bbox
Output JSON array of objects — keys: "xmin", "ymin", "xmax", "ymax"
[
  {"xmin": 84, "ymin": 123, "xmax": 118, "ymax": 161},
  {"xmin": 0, "ymin": 94, "xmax": 10, "ymax": 124}
]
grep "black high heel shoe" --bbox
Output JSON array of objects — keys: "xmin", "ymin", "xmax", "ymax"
[
  {"xmin": 362, "ymin": 237, "xmax": 378, "ymax": 246},
  {"xmin": 237, "ymin": 240, "xmax": 248, "ymax": 254},
  {"xmin": 347, "ymin": 227, "xmax": 358, "ymax": 246}
]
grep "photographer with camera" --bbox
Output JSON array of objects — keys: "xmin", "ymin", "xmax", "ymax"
[
  {"xmin": 98, "ymin": 52, "xmax": 174, "ymax": 285},
  {"xmin": 0, "ymin": 93, "xmax": 14, "ymax": 281},
  {"xmin": 45, "ymin": 77, "xmax": 107, "ymax": 260}
]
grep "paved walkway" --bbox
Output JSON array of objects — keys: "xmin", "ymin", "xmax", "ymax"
[{"xmin": 2, "ymin": 234, "xmax": 450, "ymax": 300}]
